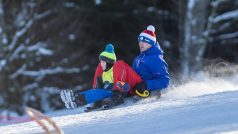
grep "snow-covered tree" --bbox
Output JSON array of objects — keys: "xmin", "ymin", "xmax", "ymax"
[
  {"xmin": 179, "ymin": 0, "xmax": 238, "ymax": 79},
  {"xmin": 179, "ymin": 0, "xmax": 210, "ymax": 79},
  {"xmin": 0, "ymin": 1, "xmax": 81, "ymax": 117}
]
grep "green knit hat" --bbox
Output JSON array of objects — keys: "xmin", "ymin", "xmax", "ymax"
[{"xmin": 99, "ymin": 44, "xmax": 116, "ymax": 63}]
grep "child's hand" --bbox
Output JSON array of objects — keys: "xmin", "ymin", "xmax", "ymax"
[
  {"xmin": 133, "ymin": 82, "xmax": 150, "ymax": 98},
  {"xmin": 116, "ymin": 81, "xmax": 130, "ymax": 92}
]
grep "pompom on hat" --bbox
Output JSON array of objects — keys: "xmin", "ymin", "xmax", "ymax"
[
  {"xmin": 138, "ymin": 25, "xmax": 157, "ymax": 46},
  {"xmin": 99, "ymin": 44, "xmax": 116, "ymax": 63}
]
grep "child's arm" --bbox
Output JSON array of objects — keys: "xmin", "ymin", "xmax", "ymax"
[{"xmin": 115, "ymin": 81, "xmax": 130, "ymax": 92}]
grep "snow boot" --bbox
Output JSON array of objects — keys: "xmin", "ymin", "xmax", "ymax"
[
  {"xmin": 151, "ymin": 90, "xmax": 161, "ymax": 99},
  {"xmin": 83, "ymin": 100, "xmax": 102, "ymax": 112},
  {"xmin": 84, "ymin": 103, "xmax": 95, "ymax": 112},
  {"xmin": 60, "ymin": 90, "xmax": 77, "ymax": 109},
  {"xmin": 74, "ymin": 93, "xmax": 87, "ymax": 106},
  {"xmin": 157, "ymin": 90, "xmax": 161, "ymax": 99},
  {"xmin": 98, "ymin": 91, "xmax": 125, "ymax": 110}
]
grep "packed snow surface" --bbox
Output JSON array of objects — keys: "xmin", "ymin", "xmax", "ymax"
[{"xmin": 1, "ymin": 74, "xmax": 238, "ymax": 134}]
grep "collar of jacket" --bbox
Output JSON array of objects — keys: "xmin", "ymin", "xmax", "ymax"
[{"xmin": 141, "ymin": 45, "xmax": 163, "ymax": 56}]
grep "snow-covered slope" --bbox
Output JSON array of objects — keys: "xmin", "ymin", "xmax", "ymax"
[{"xmin": 1, "ymin": 75, "xmax": 238, "ymax": 134}]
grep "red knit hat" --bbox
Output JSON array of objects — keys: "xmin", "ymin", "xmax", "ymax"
[{"xmin": 138, "ymin": 25, "xmax": 156, "ymax": 46}]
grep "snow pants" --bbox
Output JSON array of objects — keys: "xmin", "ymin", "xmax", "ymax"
[{"xmin": 78, "ymin": 89, "xmax": 113, "ymax": 104}]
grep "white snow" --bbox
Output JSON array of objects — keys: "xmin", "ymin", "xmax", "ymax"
[
  {"xmin": 0, "ymin": 59, "xmax": 6, "ymax": 71},
  {"xmin": 15, "ymin": 9, "xmax": 27, "ymax": 27},
  {"xmin": 64, "ymin": 2, "xmax": 79, "ymax": 8},
  {"xmin": 9, "ymin": 66, "xmax": 80, "ymax": 80},
  {"xmin": 215, "ymin": 31, "xmax": 238, "ymax": 41},
  {"xmin": 213, "ymin": 10, "xmax": 238, "ymax": 23},
  {"xmin": 0, "ymin": 73, "xmax": 238, "ymax": 134},
  {"xmin": 8, "ymin": 20, "xmax": 33, "ymax": 51},
  {"xmin": 1, "ymin": 35, "xmax": 8, "ymax": 44},
  {"xmin": 95, "ymin": 0, "xmax": 102, "ymax": 5},
  {"xmin": 0, "ymin": 2, "xmax": 3, "ymax": 15},
  {"xmin": 38, "ymin": 47, "xmax": 53, "ymax": 55},
  {"xmin": 188, "ymin": 0, "xmax": 195, "ymax": 10},
  {"xmin": 9, "ymin": 44, "xmax": 26, "ymax": 61},
  {"xmin": 34, "ymin": 10, "xmax": 51, "ymax": 20},
  {"xmin": 147, "ymin": 7, "xmax": 156, "ymax": 12},
  {"xmin": 23, "ymin": 83, "xmax": 39, "ymax": 91},
  {"xmin": 68, "ymin": 34, "xmax": 76, "ymax": 41},
  {"xmin": 20, "ymin": 67, "xmax": 80, "ymax": 77},
  {"xmin": 27, "ymin": 42, "xmax": 53, "ymax": 55}
]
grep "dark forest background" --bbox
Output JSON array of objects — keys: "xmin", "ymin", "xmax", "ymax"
[{"xmin": 0, "ymin": 0, "xmax": 237, "ymax": 116}]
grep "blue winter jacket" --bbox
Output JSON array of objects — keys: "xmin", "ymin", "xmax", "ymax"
[{"xmin": 132, "ymin": 43, "xmax": 170, "ymax": 91}]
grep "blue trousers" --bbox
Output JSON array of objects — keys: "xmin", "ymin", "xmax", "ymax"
[{"xmin": 78, "ymin": 89, "xmax": 113, "ymax": 104}]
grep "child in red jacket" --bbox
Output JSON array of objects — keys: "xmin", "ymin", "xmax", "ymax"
[{"xmin": 60, "ymin": 44, "xmax": 142, "ymax": 112}]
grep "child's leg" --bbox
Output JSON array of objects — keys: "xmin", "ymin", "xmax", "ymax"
[
  {"xmin": 75, "ymin": 89, "xmax": 113, "ymax": 105},
  {"xmin": 99, "ymin": 90, "xmax": 126, "ymax": 109}
]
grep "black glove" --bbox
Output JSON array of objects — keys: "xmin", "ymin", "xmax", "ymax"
[
  {"xmin": 133, "ymin": 82, "xmax": 150, "ymax": 98},
  {"xmin": 112, "ymin": 90, "xmax": 125, "ymax": 105},
  {"xmin": 100, "ymin": 90, "xmax": 125, "ymax": 109}
]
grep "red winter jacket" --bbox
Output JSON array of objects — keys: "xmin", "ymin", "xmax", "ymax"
[{"xmin": 93, "ymin": 60, "xmax": 142, "ymax": 95}]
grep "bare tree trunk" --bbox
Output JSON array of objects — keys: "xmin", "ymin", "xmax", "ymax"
[
  {"xmin": 178, "ymin": 0, "xmax": 187, "ymax": 78},
  {"xmin": 0, "ymin": 0, "xmax": 7, "ymax": 98},
  {"xmin": 0, "ymin": 0, "xmax": 6, "ymax": 56},
  {"xmin": 181, "ymin": 0, "xmax": 210, "ymax": 79}
]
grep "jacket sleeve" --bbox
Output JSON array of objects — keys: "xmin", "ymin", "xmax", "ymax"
[
  {"xmin": 145, "ymin": 56, "xmax": 170, "ymax": 90},
  {"xmin": 93, "ymin": 64, "xmax": 103, "ymax": 89},
  {"xmin": 113, "ymin": 61, "xmax": 142, "ymax": 93},
  {"xmin": 112, "ymin": 61, "xmax": 127, "ymax": 92}
]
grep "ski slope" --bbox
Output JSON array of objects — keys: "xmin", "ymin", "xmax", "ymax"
[{"xmin": 1, "ymin": 74, "xmax": 238, "ymax": 134}]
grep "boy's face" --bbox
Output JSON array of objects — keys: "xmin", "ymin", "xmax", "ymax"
[
  {"xmin": 139, "ymin": 41, "xmax": 152, "ymax": 52},
  {"xmin": 100, "ymin": 60, "xmax": 107, "ymax": 71}
]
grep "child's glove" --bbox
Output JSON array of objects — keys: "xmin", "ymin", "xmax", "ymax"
[
  {"xmin": 100, "ymin": 90, "xmax": 125, "ymax": 109},
  {"xmin": 116, "ymin": 81, "xmax": 130, "ymax": 92},
  {"xmin": 133, "ymin": 82, "xmax": 150, "ymax": 98}
]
